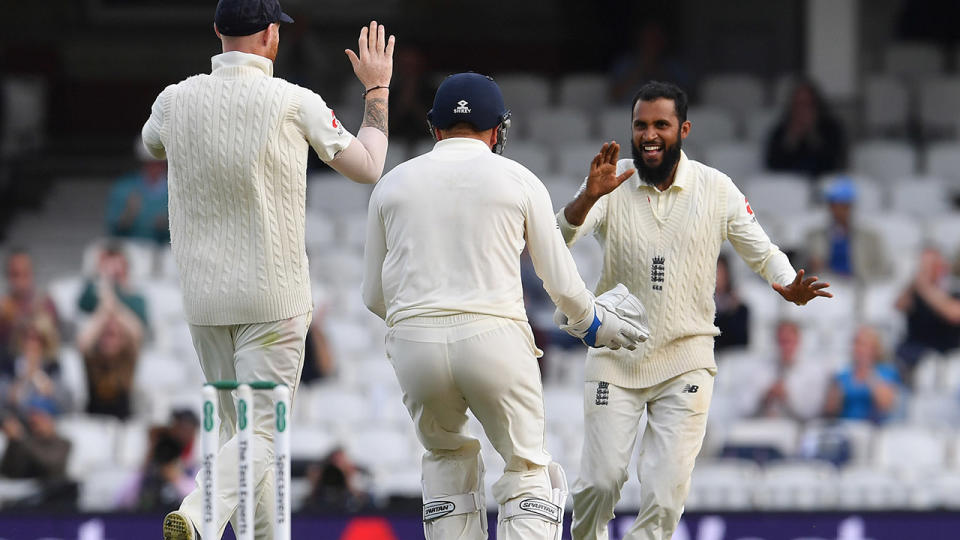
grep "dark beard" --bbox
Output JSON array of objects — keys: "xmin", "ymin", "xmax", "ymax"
[{"xmin": 632, "ymin": 139, "xmax": 682, "ymax": 186}]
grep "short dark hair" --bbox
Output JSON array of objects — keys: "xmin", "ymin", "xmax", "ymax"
[{"xmin": 631, "ymin": 81, "xmax": 688, "ymax": 123}]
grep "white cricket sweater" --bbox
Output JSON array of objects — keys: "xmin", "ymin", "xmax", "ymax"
[
  {"xmin": 362, "ymin": 137, "xmax": 594, "ymax": 329},
  {"xmin": 558, "ymin": 153, "xmax": 796, "ymax": 388},
  {"xmin": 141, "ymin": 51, "xmax": 352, "ymax": 325}
]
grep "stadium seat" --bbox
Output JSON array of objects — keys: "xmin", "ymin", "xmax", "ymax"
[
  {"xmin": 57, "ymin": 414, "xmax": 121, "ymax": 480},
  {"xmin": 702, "ymin": 141, "xmax": 762, "ymax": 182},
  {"xmin": 722, "ymin": 417, "xmax": 800, "ymax": 459},
  {"xmin": 837, "ymin": 466, "xmax": 907, "ymax": 509},
  {"xmin": 873, "ymin": 426, "xmax": 947, "ymax": 476},
  {"xmin": 799, "ymin": 420, "xmax": 876, "ymax": 467},
  {"xmin": 557, "ymin": 73, "xmax": 609, "ymax": 115},
  {"xmin": 305, "ymin": 384, "xmax": 370, "ymax": 427},
  {"xmin": 114, "ymin": 419, "xmax": 150, "ymax": 469},
  {"xmin": 597, "ymin": 105, "xmax": 632, "ymax": 144},
  {"xmin": 863, "ymin": 75, "xmax": 910, "ymax": 136},
  {"xmin": 851, "ymin": 140, "xmax": 918, "ymax": 185},
  {"xmin": 684, "ymin": 106, "xmax": 737, "ymax": 148},
  {"xmin": 502, "ymin": 140, "xmax": 552, "ymax": 178},
  {"xmin": 543, "ymin": 387, "xmax": 585, "ymax": 431},
  {"xmin": 857, "ymin": 213, "xmax": 923, "ymax": 279},
  {"xmin": 304, "ymin": 210, "xmax": 336, "ymax": 253},
  {"xmin": 860, "ymin": 280, "xmax": 906, "ymax": 340},
  {"xmin": 929, "ymin": 470, "xmax": 960, "ymax": 509},
  {"xmin": 700, "ymin": 74, "xmax": 767, "ymax": 120},
  {"xmin": 906, "ymin": 393, "xmax": 960, "ymax": 428},
  {"xmin": 888, "ymin": 177, "xmax": 950, "ymax": 219},
  {"xmin": 79, "ymin": 465, "xmax": 136, "ymax": 511},
  {"xmin": 529, "ymin": 108, "xmax": 592, "ymax": 146},
  {"xmin": 884, "ymin": 42, "xmax": 945, "ymax": 78},
  {"xmin": 346, "ymin": 425, "xmax": 416, "ymax": 470},
  {"xmin": 754, "ymin": 460, "xmax": 838, "ymax": 510},
  {"xmin": 306, "ymin": 173, "xmax": 373, "ymax": 215},
  {"xmin": 686, "ymin": 458, "xmax": 760, "ymax": 511},
  {"xmin": 917, "ymin": 76, "xmax": 960, "ymax": 137},
  {"xmin": 743, "ymin": 107, "xmax": 780, "ymax": 143},
  {"xmin": 289, "ymin": 424, "xmax": 336, "ymax": 460},
  {"xmin": 496, "ymin": 74, "xmax": 552, "ymax": 138},
  {"xmin": 557, "ymin": 141, "xmax": 604, "ymax": 178},
  {"xmin": 928, "ymin": 212, "xmax": 960, "ymax": 256},
  {"xmin": 537, "ymin": 175, "xmax": 579, "ymax": 213},
  {"xmin": 47, "ymin": 275, "xmax": 84, "ymax": 328},
  {"xmin": 375, "ymin": 468, "xmax": 423, "ymax": 499},
  {"xmin": 925, "ymin": 142, "xmax": 960, "ymax": 191},
  {"xmin": 135, "ymin": 347, "xmax": 189, "ymax": 392},
  {"xmin": 740, "ymin": 173, "xmax": 812, "ymax": 218}
]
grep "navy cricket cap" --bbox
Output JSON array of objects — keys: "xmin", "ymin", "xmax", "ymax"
[
  {"xmin": 215, "ymin": 0, "xmax": 294, "ymax": 37},
  {"xmin": 428, "ymin": 73, "xmax": 509, "ymax": 131}
]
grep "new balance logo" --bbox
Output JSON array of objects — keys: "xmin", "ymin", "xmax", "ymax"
[
  {"xmin": 651, "ymin": 256, "xmax": 665, "ymax": 291},
  {"xmin": 595, "ymin": 382, "xmax": 609, "ymax": 405},
  {"xmin": 682, "ymin": 384, "xmax": 699, "ymax": 394},
  {"xmin": 454, "ymin": 100, "xmax": 471, "ymax": 114}
]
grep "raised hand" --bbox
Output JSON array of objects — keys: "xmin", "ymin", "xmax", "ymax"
[
  {"xmin": 344, "ymin": 21, "xmax": 395, "ymax": 90},
  {"xmin": 772, "ymin": 269, "xmax": 833, "ymax": 306},
  {"xmin": 583, "ymin": 141, "xmax": 636, "ymax": 200}
]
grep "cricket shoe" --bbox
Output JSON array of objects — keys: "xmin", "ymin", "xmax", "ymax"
[{"xmin": 162, "ymin": 510, "xmax": 197, "ymax": 540}]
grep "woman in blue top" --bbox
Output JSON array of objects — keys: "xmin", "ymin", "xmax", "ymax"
[{"xmin": 824, "ymin": 325, "xmax": 899, "ymax": 422}]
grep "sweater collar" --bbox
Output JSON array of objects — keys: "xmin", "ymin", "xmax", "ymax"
[
  {"xmin": 211, "ymin": 51, "xmax": 274, "ymax": 78},
  {"xmin": 633, "ymin": 150, "xmax": 690, "ymax": 192}
]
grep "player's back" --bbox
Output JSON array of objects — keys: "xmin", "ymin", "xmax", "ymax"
[{"xmin": 372, "ymin": 137, "xmax": 539, "ymax": 324}]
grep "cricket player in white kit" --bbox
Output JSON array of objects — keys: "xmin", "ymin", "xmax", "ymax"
[
  {"xmin": 141, "ymin": 1, "xmax": 395, "ymax": 537},
  {"xmin": 558, "ymin": 81, "xmax": 832, "ymax": 540},
  {"xmin": 362, "ymin": 72, "xmax": 650, "ymax": 540}
]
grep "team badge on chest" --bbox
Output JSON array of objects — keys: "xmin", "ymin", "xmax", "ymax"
[{"xmin": 651, "ymin": 256, "xmax": 665, "ymax": 291}]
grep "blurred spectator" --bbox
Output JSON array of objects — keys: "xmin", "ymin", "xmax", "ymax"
[
  {"xmin": 823, "ymin": 326, "xmax": 900, "ymax": 423},
  {"xmin": 76, "ymin": 279, "xmax": 144, "ymax": 420},
  {"xmin": 0, "ymin": 407, "xmax": 75, "ymax": 507},
  {"xmin": 77, "ymin": 243, "xmax": 149, "ymax": 327},
  {"xmin": 804, "ymin": 177, "xmax": 890, "ymax": 282},
  {"xmin": 168, "ymin": 408, "xmax": 200, "ymax": 470},
  {"xmin": 304, "ymin": 447, "xmax": 372, "ymax": 513},
  {"xmin": 105, "ymin": 138, "xmax": 169, "ymax": 245},
  {"xmin": 894, "ymin": 246, "xmax": 960, "ymax": 375},
  {"xmin": 754, "ymin": 320, "xmax": 827, "ymax": 420},
  {"xmin": 765, "ymin": 79, "xmax": 846, "ymax": 178},
  {"xmin": 116, "ymin": 421, "xmax": 197, "ymax": 511},
  {"xmin": 608, "ymin": 20, "xmax": 693, "ymax": 104},
  {"xmin": 0, "ymin": 249, "xmax": 59, "ymax": 364},
  {"xmin": 300, "ymin": 306, "xmax": 336, "ymax": 383},
  {"xmin": 0, "ymin": 313, "xmax": 70, "ymax": 417},
  {"xmin": 714, "ymin": 252, "xmax": 750, "ymax": 350},
  {"xmin": 389, "ymin": 45, "xmax": 435, "ymax": 142}
]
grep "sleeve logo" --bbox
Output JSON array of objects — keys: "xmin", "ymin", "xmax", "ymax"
[{"xmin": 745, "ymin": 197, "xmax": 753, "ymax": 215}]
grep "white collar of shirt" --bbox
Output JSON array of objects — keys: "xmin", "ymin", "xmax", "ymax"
[
  {"xmin": 211, "ymin": 51, "xmax": 274, "ymax": 78},
  {"xmin": 432, "ymin": 137, "xmax": 491, "ymax": 153},
  {"xmin": 632, "ymin": 150, "xmax": 690, "ymax": 193}
]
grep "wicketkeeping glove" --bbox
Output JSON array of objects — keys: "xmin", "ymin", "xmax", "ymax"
[{"xmin": 554, "ymin": 283, "xmax": 650, "ymax": 350}]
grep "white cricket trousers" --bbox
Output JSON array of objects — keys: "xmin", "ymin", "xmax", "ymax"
[
  {"xmin": 571, "ymin": 368, "xmax": 715, "ymax": 540},
  {"xmin": 180, "ymin": 312, "xmax": 311, "ymax": 539},
  {"xmin": 386, "ymin": 314, "xmax": 559, "ymax": 540}
]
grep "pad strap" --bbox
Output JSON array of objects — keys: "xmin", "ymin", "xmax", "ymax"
[
  {"xmin": 422, "ymin": 492, "xmax": 483, "ymax": 522},
  {"xmin": 501, "ymin": 497, "xmax": 562, "ymax": 523}
]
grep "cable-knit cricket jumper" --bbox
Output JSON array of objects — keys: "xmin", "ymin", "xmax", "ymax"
[
  {"xmin": 141, "ymin": 51, "xmax": 352, "ymax": 325},
  {"xmin": 558, "ymin": 152, "xmax": 796, "ymax": 388}
]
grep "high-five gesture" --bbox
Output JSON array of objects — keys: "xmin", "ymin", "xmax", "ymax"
[
  {"xmin": 772, "ymin": 269, "xmax": 833, "ymax": 305},
  {"xmin": 584, "ymin": 141, "xmax": 636, "ymax": 199},
  {"xmin": 564, "ymin": 141, "xmax": 635, "ymax": 226},
  {"xmin": 345, "ymin": 20, "xmax": 395, "ymax": 90}
]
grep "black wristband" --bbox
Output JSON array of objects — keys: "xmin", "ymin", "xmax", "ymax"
[{"xmin": 362, "ymin": 85, "xmax": 389, "ymax": 99}]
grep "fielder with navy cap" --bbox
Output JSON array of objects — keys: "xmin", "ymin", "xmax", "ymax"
[
  {"xmin": 362, "ymin": 72, "xmax": 650, "ymax": 540},
  {"xmin": 143, "ymin": 1, "xmax": 395, "ymax": 538}
]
